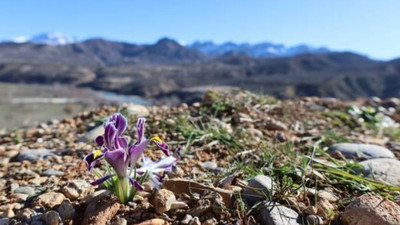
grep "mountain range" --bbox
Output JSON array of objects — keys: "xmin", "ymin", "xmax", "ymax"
[
  {"xmin": 1, "ymin": 33, "xmax": 400, "ymax": 104},
  {"xmin": 3, "ymin": 32, "xmax": 331, "ymax": 58}
]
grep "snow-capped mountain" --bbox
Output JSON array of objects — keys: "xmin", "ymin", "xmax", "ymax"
[
  {"xmin": 8, "ymin": 32, "xmax": 76, "ymax": 45},
  {"xmin": 188, "ymin": 41, "xmax": 330, "ymax": 58}
]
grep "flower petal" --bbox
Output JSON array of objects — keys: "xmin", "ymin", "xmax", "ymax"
[
  {"xmin": 128, "ymin": 139, "xmax": 150, "ymax": 166},
  {"xmin": 104, "ymin": 149, "xmax": 128, "ymax": 177},
  {"xmin": 104, "ymin": 123, "xmax": 118, "ymax": 150},
  {"xmin": 136, "ymin": 118, "xmax": 146, "ymax": 143},
  {"xmin": 90, "ymin": 174, "xmax": 114, "ymax": 186},
  {"xmin": 109, "ymin": 113, "xmax": 128, "ymax": 135},
  {"xmin": 84, "ymin": 151, "xmax": 104, "ymax": 171},
  {"xmin": 115, "ymin": 136, "xmax": 128, "ymax": 149},
  {"xmin": 95, "ymin": 135, "xmax": 104, "ymax": 146},
  {"xmin": 129, "ymin": 178, "xmax": 144, "ymax": 191}
]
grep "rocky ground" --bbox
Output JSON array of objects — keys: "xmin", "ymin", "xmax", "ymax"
[{"xmin": 2, "ymin": 91, "xmax": 400, "ymax": 225}]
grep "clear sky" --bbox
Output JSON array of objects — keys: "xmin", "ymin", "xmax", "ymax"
[{"xmin": 1, "ymin": 0, "xmax": 399, "ymax": 60}]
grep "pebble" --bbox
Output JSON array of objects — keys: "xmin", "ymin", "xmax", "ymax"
[
  {"xmin": 136, "ymin": 218, "xmax": 169, "ymax": 225},
  {"xmin": 82, "ymin": 197, "xmax": 121, "ymax": 225},
  {"xmin": 79, "ymin": 125, "xmax": 104, "ymax": 143},
  {"xmin": 42, "ymin": 210, "xmax": 60, "ymax": 225},
  {"xmin": 201, "ymin": 161, "xmax": 218, "ymax": 170},
  {"xmin": 153, "ymin": 189, "xmax": 176, "ymax": 213},
  {"xmin": 265, "ymin": 119, "xmax": 287, "ymax": 131},
  {"xmin": 113, "ymin": 218, "xmax": 128, "ymax": 225},
  {"xmin": 306, "ymin": 215, "xmax": 323, "ymax": 225},
  {"xmin": 260, "ymin": 202, "xmax": 301, "ymax": 225},
  {"xmin": 0, "ymin": 218, "xmax": 9, "ymax": 225},
  {"xmin": 17, "ymin": 149, "xmax": 51, "ymax": 162},
  {"xmin": 317, "ymin": 199, "xmax": 335, "ymax": 218},
  {"xmin": 121, "ymin": 103, "xmax": 150, "ymax": 117},
  {"xmin": 189, "ymin": 217, "xmax": 201, "ymax": 225},
  {"xmin": 327, "ymin": 143, "xmax": 395, "ymax": 160},
  {"xmin": 181, "ymin": 214, "xmax": 193, "ymax": 224},
  {"xmin": 242, "ymin": 175, "xmax": 276, "ymax": 206},
  {"xmin": 14, "ymin": 186, "xmax": 36, "ymax": 196},
  {"xmin": 35, "ymin": 192, "xmax": 66, "ymax": 208},
  {"xmin": 42, "ymin": 169, "xmax": 64, "ymax": 176},
  {"xmin": 342, "ymin": 193, "xmax": 400, "ymax": 225},
  {"xmin": 57, "ymin": 201, "xmax": 75, "ymax": 221},
  {"xmin": 358, "ymin": 158, "xmax": 400, "ymax": 186}
]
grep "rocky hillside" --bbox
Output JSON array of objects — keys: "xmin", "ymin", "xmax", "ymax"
[
  {"xmin": 2, "ymin": 38, "xmax": 400, "ymax": 103},
  {"xmin": 1, "ymin": 91, "xmax": 400, "ymax": 224}
]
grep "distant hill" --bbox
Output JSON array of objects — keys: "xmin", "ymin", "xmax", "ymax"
[{"xmin": 1, "ymin": 36, "xmax": 400, "ymax": 104}]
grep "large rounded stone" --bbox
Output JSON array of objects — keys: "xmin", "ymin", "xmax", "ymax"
[
  {"xmin": 358, "ymin": 158, "xmax": 400, "ymax": 186},
  {"xmin": 242, "ymin": 175, "xmax": 276, "ymax": 206},
  {"xmin": 327, "ymin": 143, "xmax": 395, "ymax": 160},
  {"xmin": 342, "ymin": 193, "xmax": 400, "ymax": 225},
  {"xmin": 17, "ymin": 149, "xmax": 51, "ymax": 162},
  {"xmin": 261, "ymin": 201, "xmax": 301, "ymax": 225}
]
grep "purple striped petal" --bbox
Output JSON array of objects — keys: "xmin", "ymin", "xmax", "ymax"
[
  {"xmin": 115, "ymin": 137, "xmax": 128, "ymax": 149},
  {"xmin": 95, "ymin": 135, "xmax": 104, "ymax": 146},
  {"xmin": 129, "ymin": 178, "xmax": 144, "ymax": 191},
  {"xmin": 154, "ymin": 141, "xmax": 170, "ymax": 156},
  {"xmin": 84, "ymin": 151, "xmax": 104, "ymax": 171},
  {"xmin": 136, "ymin": 118, "xmax": 146, "ymax": 143},
  {"xmin": 128, "ymin": 139, "xmax": 150, "ymax": 166},
  {"xmin": 104, "ymin": 149, "xmax": 128, "ymax": 177},
  {"xmin": 90, "ymin": 174, "xmax": 114, "ymax": 186},
  {"xmin": 109, "ymin": 113, "xmax": 128, "ymax": 135},
  {"xmin": 104, "ymin": 123, "xmax": 118, "ymax": 150}
]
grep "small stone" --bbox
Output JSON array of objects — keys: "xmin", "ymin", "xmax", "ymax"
[
  {"xmin": 189, "ymin": 217, "xmax": 201, "ymax": 225},
  {"xmin": 317, "ymin": 190, "xmax": 339, "ymax": 203},
  {"xmin": 15, "ymin": 208, "xmax": 37, "ymax": 222},
  {"xmin": 42, "ymin": 210, "xmax": 60, "ymax": 225},
  {"xmin": 201, "ymin": 161, "xmax": 218, "ymax": 170},
  {"xmin": 35, "ymin": 192, "xmax": 66, "ymax": 208},
  {"xmin": 62, "ymin": 187, "xmax": 80, "ymax": 200},
  {"xmin": 13, "ymin": 193, "xmax": 29, "ymax": 202},
  {"xmin": 57, "ymin": 201, "xmax": 75, "ymax": 221},
  {"xmin": 121, "ymin": 103, "xmax": 150, "ymax": 117},
  {"xmin": 304, "ymin": 206, "xmax": 317, "ymax": 215},
  {"xmin": 136, "ymin": 218, "xmax": 169, "ymax": 225},
  {"xmin": 0, "ymin": 218, "xmax": 9, "ymax": 225},
  {"xmin": 79, "ymin": 125, "xmax": 104, "ymax": 143},
  {"xmin": 203, "ymin": 218, "xmax": 217, "ymax": 225},
  {"xmin": 82, "ymin": 197, "xmax": 121, "ymax": 225},
  {"xmin": 261, "ymin": 202, "xmax": 301, "ymax": 225},
  {"xmin": 113, "ymin": 218, "xmax": 127, "ymax": 225},
  {"xmin": 17, "ymin": 149, "xmax": 51, "ymax": 162},
  {"xmin": 317, "ymin": 199, "xmax": 335, "ymax": 218},
  {"xmin": 342, "ymin": 193, "xmax": 400, "ymax": 225},
  {"xmin": 14, "ymin": 186, "xmax": 36, "ymax": 196},
  {"xmin": 265, "ymin": 119, "xmax": 287, "ymax": 131},
  {"xmin": 153, "ymin": 189, "xmax": 176, "ymax": 213},
  {"xmin": 170, "ymin": 201, "xmax": 188, "ymax": 210},
  {"xmin": 327, "ymin": 143, "xmax": 395, "ymax": 160},
  {"xmin": 42, "ymin": 169, "xmax": 64, "ymax": 176},
  {"xmin": 83, "ymin": 189, "xmax": 111, "ymax": 203},
  {"xmin": 243, "ymin": 175, "xmax": 275, "ymax": 206},
  {"xmin": 358, "ymin": 158, "xmax": 400, "ymax": 186},
  {"xmin": 10, "ymin": 183, "xmax": 19, "ymax": 192},
  {"xmin": 181, "ymin": 214, "xmax": 193, "ymax": 224},
  {"xmin": 306, "ymin": 215, "xmax": 323, "ymax": 225}
]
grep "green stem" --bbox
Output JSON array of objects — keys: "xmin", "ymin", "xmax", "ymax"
[{"xmin": 115, "ymin": 177, "xmax": 130, "ymax": 203}]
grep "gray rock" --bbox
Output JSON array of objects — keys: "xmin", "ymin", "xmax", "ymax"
[
  {"xmin": 17, "ymin": 149, "xmax": 51, "ymax": 162},
  {"xmin": 14, "ymin": 186, "xmax": 35, "ymax": 196},
  {"xmin": 201, "ymin": 161, "xmax": 218, "ymax": 170},
  {"xmin": 79, "ymin": 125, "xmax": 104, "ymax": 143},
  {"xmin": 0, "ymin": 218, "xmax": 9, "ymax": 225},
  {"xmin": 42, "ymin": 210, "xmax": 60, "ymax": 225},
  {"xmin": 358, "ymin": 158, "xmax": 400, "ymax": 186},
  {"xmin": 261, "ymin": 202, "xmax": 301, "ymax": 225},
  {"xmin": 57, "ymin": 201, "xmax": 75, "ymax": 221},
  {"xmin": 243, "ymin": 175, "xmax": 275, "ymax": 206},
  {"xmin": 42, "ymin": 169, "xmax": 64, "ymax": 176},
  {"xmin": 306, "ymin": 215, "xmax": 323, "ymax": 225},
  {"xmin": 327, "ymin": 143, "xmax": 395, "ymax": 160},
  {"xmin": 181, "ymin": 214, "xmax": 193, "ymax": 224}
]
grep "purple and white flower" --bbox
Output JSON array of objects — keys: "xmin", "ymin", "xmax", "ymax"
[{"xmin": 83, "ymin": 113, "xmax": 177, "ymax": 203}]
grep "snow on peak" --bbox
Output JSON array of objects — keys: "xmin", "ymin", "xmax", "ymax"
[{"xmin": 30, "ymin": 32, "xmax": 76, "ymax": 45}]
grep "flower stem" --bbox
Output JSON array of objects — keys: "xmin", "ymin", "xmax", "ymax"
[{"xmin": 115, "ymin": 176, "xmax": 130, "ymax": 203}]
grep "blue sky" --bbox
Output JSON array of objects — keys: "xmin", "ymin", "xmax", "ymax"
[{"xmin": 1, "ymin": 0, "xmax": 399, "ymax": 59}]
